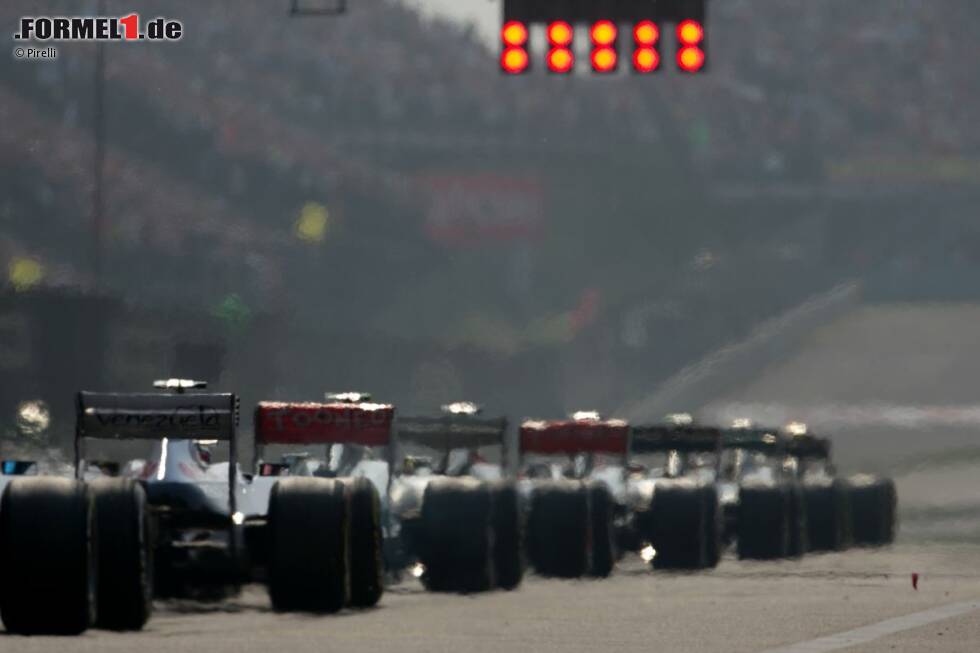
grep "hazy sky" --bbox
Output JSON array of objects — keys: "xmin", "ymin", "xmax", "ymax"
[{"xmin": 405, "ymin": 0, "xmax": 500, "ymax": 44}]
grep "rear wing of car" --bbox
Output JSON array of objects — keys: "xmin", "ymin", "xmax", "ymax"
[
  {"xmin": 630, "ymin": 425, "xmax": 723, "ymax": 455},
  {"xmin": 519, "ymin": 418, "xmax": 630, "ymax": 466},
  {"xmin": 253, "ymin": 400, "xmax": 395, "ymax": 470},
  {"xmin": 785, "ymin": 433, "xmax": 831, "ymax": 460},
  {"xmin": 75, "ymin": 389, "xmax": 240, "ymax": 512},
  {"xmin": 721, "ymin": 427, "xmax": 786, "ymax": 454},
  {"xmin": 397, "ymin": 414, "xmax": 509, "ymax": 466}
]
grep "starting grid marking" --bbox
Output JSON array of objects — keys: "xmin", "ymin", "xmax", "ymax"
[{"xmin": 756, "ymin": 600, "xmax": 980, "ymax": 653}]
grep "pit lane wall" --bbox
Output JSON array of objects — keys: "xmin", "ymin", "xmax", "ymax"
[{"xmin": 618, "ymin": 281, "xmax": 862, "ymax": 422}]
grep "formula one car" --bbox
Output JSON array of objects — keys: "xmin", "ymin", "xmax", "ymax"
[
  {"xmin": 255, "ymin": 396, "xmax": 523, "ymax": 594},
  {"xmin": 0, "ymin": 380, "xmax": 379, "ymax": 636},
  {"xmin": 786, "ymin": 427, "xmax": 896, "ymax": 549},
  {"xmin": 623, "ymin": 422, "xmax": 724, "ymax": 570},
  {"xmin": 717, "ymin": 423, "xmax": 808, "ymax": 560},
  {"xmin": 0, "ymin": 459, "xmax": 38, "ymax": 491},
  {"xmin": 252, "ymin": 393, "xmax": 389, "ymax": 608},
  {"xmin": 390, "ymin": 401, "xmax": 523, "ymax": 592},
  {"xmin": 517, "ymin": 411, "xmax": 624, "ymax": 578}
]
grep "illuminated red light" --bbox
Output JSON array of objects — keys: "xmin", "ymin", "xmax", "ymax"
[
  {"xmin": 633, "ymin": 20, "xmax": 659, "ymax": 46},
  {"xmin": 547, "ymin": 21, "xmax": 573, "ymax": 47},
  {"xmin": 501, "ymin": 20, "xmax": 528, "ymax": 47},
  {"xmin": 677, "ymin": 20, "xmax": 704, "ymax": 46},
  {"xmin": 590, "ymin": 20, "xmax": 617, "ymax": 46},
  {"xmin": 547, "ymin": 47, "xmax": 574, "ymax": 74},
  {"xmin": 501, "ymin": 46, "xmax": 529, "ymax": 74},
  {"xmin": 633, "ymin": 47, "xmax": 660, "ymax": 73},
  {"xmin": 677, "ymin": 46, "xmax": 705, "ymax": 72},
  {"xmin": 591, "ymin": 46, "xmax": 618, "ymax": 72}
]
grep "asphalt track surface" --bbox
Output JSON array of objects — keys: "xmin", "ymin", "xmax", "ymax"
[{"xmin": 4, "ymin": 544, "xmax": 980, "ymax": 652}]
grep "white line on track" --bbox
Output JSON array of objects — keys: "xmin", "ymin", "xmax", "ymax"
[{"xmin": 757, "ymin": 600, "xmax": 980, "ymax": 653}]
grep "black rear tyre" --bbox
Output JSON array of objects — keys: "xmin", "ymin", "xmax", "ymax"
[
  {"xmin": 346, "ymin": 477, "xmax": 384, "ymax": 607},
  {"xmin": 786, "ymin": 482, "xmax": 807, "ymax": 558},
  {"xmin": 268, "ymin": 477, "xmax": 349, "ymax": 613},
  {"xmin": 701, "ymin": 484, "xmax": 723, "ymax": 568},
  {"xmin": 526, "ymin": 481, "xmax": 590, "ymax": 578},
  {"xmin": 419, "ymin": 479, "xmax": 494, "ymax": 593},
  {"xmin": 491, "ymin": 481, "xmax": 524, "ymax": 590},
  {"xmin": 648, "ymin": 480, "xmax": 706, "ymax": 570},
  {"xmin": 803, "ymin": 478, "xmax": 850, "ymax": 552},
  {"xmin": 0, "ymin": 478, "xmax": 97, "ymax": 635},
  {"xmin": 849, "ymin": 475, "xmax": 897, "ymax": 547},
  {"xmin": 587, "ymin": 482, "xmax": 615, "ymax": 578},
  {"xmin": 91, "ymin": 478, "xmax": 152, "ymax": 630},
  {"xmin": 737, "ymin": 483, "xmax": 789, "ymax": 560}
]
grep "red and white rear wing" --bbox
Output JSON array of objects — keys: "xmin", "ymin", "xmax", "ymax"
[
  {"xmin": 254, "ymin": 401, "xmax": 394, "ymax": 446},
  {"xmin": 519, "ymin": 418, "xmax": 630, "ymax": 456},
  {"xmin": 76, "ymin": 392, "xmax": 238, "ymax": 441}
]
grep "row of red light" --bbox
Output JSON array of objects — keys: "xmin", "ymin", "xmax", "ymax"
[{"xmin": 501, "ymin": 20, "xmax": 705, "ymax": 74}]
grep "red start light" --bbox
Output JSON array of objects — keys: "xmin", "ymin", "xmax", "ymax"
[
  {"xmin": 591, "ymin": 20, "xmax": 617, "ymax": 46},
  {"xmin": 633, "ymin": 47, "xmax": 660, "ymax": 73},
  {"xmin": 677, "ymin": 46, "xmax": 705, "ymax": 72},
  {"xmin": 547, "ymin": 47, "xmax": 574, "ymax": 74},
  {"xmin": 677, "ymin": 20, "xmax": 704, "ymax": 46},
  {"xmin": 633, "ymin": 20, "xmax": 659, "ymax": 46},
  {"xmin": 501, "ymin": 20, "xmax": 528, "ymax": 47},
  {"xmin": 547, "ymin": 21, "xmax": 573, "ymax": 47},
  {"xmin": 501, "ymin": 46, "xmax": 529, "ymax": 74},
  {"xmin": 591, "ymin": 46, "xmax": 618, "ymax": 73}
]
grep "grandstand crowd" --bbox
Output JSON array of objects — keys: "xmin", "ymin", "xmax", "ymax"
[{"xmin": 1, "ymin": 0, "xmax": 978, "ymax": 410}]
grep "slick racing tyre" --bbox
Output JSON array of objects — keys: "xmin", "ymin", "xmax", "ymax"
[
  {"xmin": 0, "ymin": 478, "xmax": 97, "ymax": 635},
  {"xmin": 91, "ymin": 478, "xmax": 152, "ymax": 630},
  {"xmin": 346, "ymin": 477, "xmax": 384, "ymax": 607},
  {"xmin": 787, "ymin": 482, "xmax": 808, "ymax": 558},
  {"xmin": 587, "ymin": 481, "xmax": 616, "ymax": 578},
  {"xmin": 268, "ymin": 478, "xmax": 349, "ymax": 613},
  {"xmin": 701, "ymin": 484, "xmax": 723, "ymax": 568},
  {"xmin": 419, "ymin": 479, "xmax": 494, "ymax": 593},
  {"xmin": 848, "ymin": 475, "xmax": 897, "ymax": 547},
  {"xmin": 490, "ymin": 481, "xmax": 524, "ymax": 590},
  {"xmin": 526, "ymin": 481, "xmax": 590, "ymax": 578},
  {"xmin": 648, "ymin": 479, "xmax": 707, "ymax": 570},
  {"xmin": 737, "ymin": 482, "xmax": 790, "ymax": 560},
  {"xmin": 803, "ymin": 478, "xmax": 851, "ymax": 552}
]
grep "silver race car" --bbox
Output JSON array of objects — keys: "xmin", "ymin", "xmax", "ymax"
[{"xmin": 0, "ymin": 379, "xmax": 378, "ymax": 636}]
